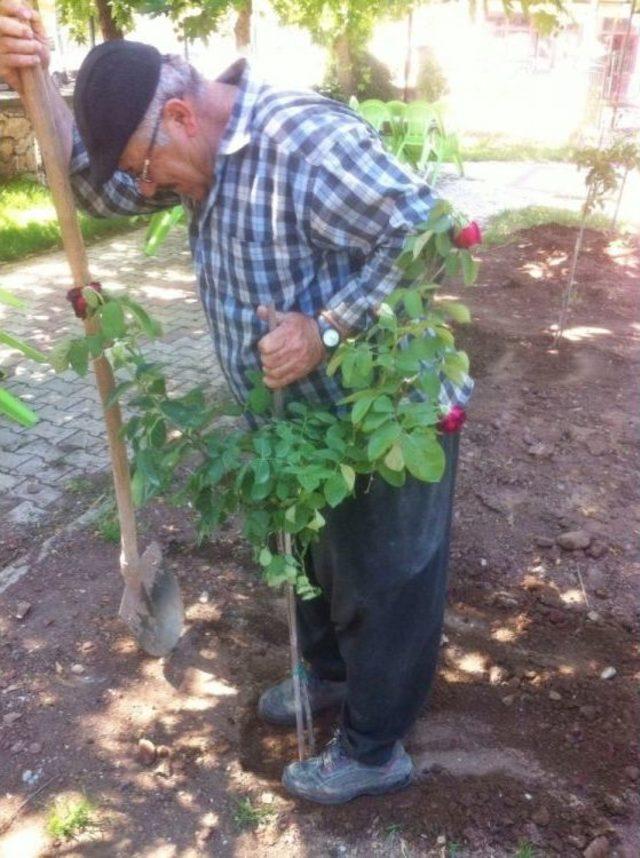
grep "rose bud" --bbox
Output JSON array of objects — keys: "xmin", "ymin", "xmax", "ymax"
[
  {"xmin": 66, "ymin": 286, "xmax": 88, "ymax": 319},
  {"xmin": 453, "ymin": 221, "xmax": 482, "ymax": 249},
  {"xmin": 437, "ymin": 404, "xmax": 467, "ymax": 434}
]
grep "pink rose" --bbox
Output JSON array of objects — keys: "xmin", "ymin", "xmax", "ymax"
[
  {"xmin": 437, "ymin": 405, "xmax": 467, "ymax": 434},
  {"xmin": 453, "ymin": 221, "xmax": 482, "ymax": 249}
]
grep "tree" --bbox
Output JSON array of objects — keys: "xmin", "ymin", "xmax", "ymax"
[
  {"xmin": 57, "ymin": 0, "xmax": 252, "ymax": 45},
  {"xmin": 271, "ymin": 0, "xmax": 414, "ymax": 95}
]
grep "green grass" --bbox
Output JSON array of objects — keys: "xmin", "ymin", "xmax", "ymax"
[
  {"xmin": 482, "ymin": 205, "xmax": 612, "ymax": 247},
  {"xmin": 94, "ymin": 505, "xmax": 120, "ymax": 543},
  {"xmin": 514, "ymin": 842, "xmax": 537, "ymax": 858},
  {"xmin": 0, "ymin": 176, "xmax": 145, "ymax": 263},
  {"xmin": 232, "ymin": 796, "xmax": 274, "ymax": 831},
  {"xmin": 459, "ymin": 133, "xmax": 574, "ymax": 162},
  {"xmin": 46, "ymin": 796, "xmax": 97, "ymax": 840}
]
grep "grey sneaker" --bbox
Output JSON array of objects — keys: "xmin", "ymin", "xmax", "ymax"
[
  {"xmin": 258, "ymin": 673, "xmax": 346, "ymax": 727},
  {"xmin": 282, "ymin": 734, "xmax": 414, "ymax": 804}
]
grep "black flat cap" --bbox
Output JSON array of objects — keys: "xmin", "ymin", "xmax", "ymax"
[{"xmin": 74, "ymin": 40, "xmax": 162, "ymax": 187}]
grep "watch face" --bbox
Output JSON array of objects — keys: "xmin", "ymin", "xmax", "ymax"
[{"xmin": 322, "ymin": 326, "xmax": 341, "ymax": 348}]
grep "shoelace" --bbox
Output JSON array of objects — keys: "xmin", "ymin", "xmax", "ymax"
[{"xmin": 321, "ymin": 733, "xmax": 347, "ymax": 772}]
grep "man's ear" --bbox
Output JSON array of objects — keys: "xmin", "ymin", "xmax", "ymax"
[{"xmin": 164, "ymin": 98, "xmax": 198, "ymax": 137}]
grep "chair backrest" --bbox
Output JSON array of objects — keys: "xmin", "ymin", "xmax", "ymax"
[
  {"xmin": 403, "ymin": 101, "xmax": 437, "ymax": 139},
  {"xmin": 386, "ymin": 100, "xmax": 408, "ymax": 120},
  {"xmin": 357, "ymin": 99, "xmax": 392, "ymax": 132}
]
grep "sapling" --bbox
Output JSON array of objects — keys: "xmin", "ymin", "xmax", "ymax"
[{"xmin": 50, "ymin": 200, "xmax": 480, "ymax": 596}]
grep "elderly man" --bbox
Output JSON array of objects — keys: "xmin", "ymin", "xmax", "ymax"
[{"xmin": 0, "ymin": 1, "xmax": 472, "ymax": 804}]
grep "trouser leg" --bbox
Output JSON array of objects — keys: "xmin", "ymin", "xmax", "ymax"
[{"xmin": 297, "ymin": 433, "xmax": 459, "ymax": 765}]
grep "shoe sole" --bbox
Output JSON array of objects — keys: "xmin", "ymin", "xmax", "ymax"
[{"xmin": 282, "ymin": 771, "xmax": 413, "ymax": 805}]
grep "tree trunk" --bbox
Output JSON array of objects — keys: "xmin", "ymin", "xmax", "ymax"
[
  {"xmin": 94, "ymin": 0, "xmax": 123, "ymax": 41},
  {"xmin": 333, "ymin": 33, "xmax": 354, "ymax": 96},
  {"xmin": 234, "ymin": 0, "xmax": 252, "ymax": 50}
]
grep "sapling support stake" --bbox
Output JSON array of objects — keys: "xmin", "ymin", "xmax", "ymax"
[
  {"xmin": 267, "ymin": 305, "xmax": 315, "ymax": 761},
  {"xmin": 19, "ymin": 59, "xmax": 183, "ymax": 656}
]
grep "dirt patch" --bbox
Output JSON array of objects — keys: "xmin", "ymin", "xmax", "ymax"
[{"xmin": 0, "ymin": 225, "xmax": 638, "ymax": 857}]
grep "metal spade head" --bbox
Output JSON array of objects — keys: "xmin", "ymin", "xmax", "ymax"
[{"xmin": 118, "ymin": 541, "xmax": 183, "ymax": 657}]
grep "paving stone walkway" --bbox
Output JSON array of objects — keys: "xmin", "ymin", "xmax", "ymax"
[{"xmin": 1, "ymin": 160, "xmax": 638, "ymax": 531}]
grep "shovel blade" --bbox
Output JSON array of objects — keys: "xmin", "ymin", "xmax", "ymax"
[{"xmin": 118, "ymin": 542, "xmax": 183, "ymax": 657}]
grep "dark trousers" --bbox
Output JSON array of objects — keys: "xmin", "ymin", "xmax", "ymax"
[{"xmin": 297, "ymin": 432, "xmax": 459, "ymax": 765}]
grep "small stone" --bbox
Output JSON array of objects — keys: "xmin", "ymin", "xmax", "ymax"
[
  {"xmin": 595, "ymin": 588, "xmax": 608, "ymax": 599},
  {"xmin": 440, "ymin": 633, "xmax": 449, "ymax": 646},
  {"xmin": 3, "ymin": 712, "xmax": 22, "ymax": 726},
  {"xmin": 583, "ymin": 835, "xmax": 610, "ymax": 858},
  {"xmin": 534, "ymin": 536, "xmax": 554, "ymax": 548},
  {"xmin": 549, "ymin": 691, "xmax": 562, "ymax": 701},
  {"xmin": 491, "ymin": 591, "xmax": 519, "ymax": 609},
  {"xmin": 600, "ymin": 666, "xmax": 617, "ymax": 680},
  {"xmin": 156, "ymin": 745, "xmax": 172, "ymax": 759},
  {"xmin": 528, "ymin": 443, "xmax": 553, "ymax": 458},
  {"xmin": 154, "ymin": 758, "xmax": 172, "ymax": 778},
  {"xmin": 566, "ymin": 834, "xmax": 587, "ymax": 849},
  {"xmin": 586, "ymin": 541, "xmax": 607, "ymax": 559},
  {"xmin": 260, "ymin": 791, "xmax": 275, "ymax": 805},
  {"xmin": 532, "ymin": 806, "xmax": 550, "ymax": 826},
  {"xmin": 70, "ymin": 663, "xmax": 85, "ymax": 675},
  {"xmin": 198, "ymin": 591, "xmax": 210, "ymax": 604},
  {"xmin": 11, "ymin": 741, "xmax": 24, "ymax": 753},
  {"xmin": 489, "ymin": 665, "xmax": 508, "ymax": 685},
  {"xmin": 624, "ymin": 766, "xmax": 639, "ymax": 781},
  {"xmin": 557, "ymin": 530, "xmax": 592, "ymax": 551},
  {"xmin": 137, "ymin": 738, "xmax": 157, "ymax": 766},
  {"xmin": 602, "ymin": 794, "xmax": 623, "ymax": 815},
  {"xmin": 587, "ymin": 611, "xmax": 601, "ymax": 623},
  {"xmin": 14, "ymin": 601, "xmax": 31, "ymax": 620},
  {"xmin": 80, "ymin": 641, "xmax": 96, "ymax": 653},
  {"xmin": 501, "ymin": 694, "xmax": 516, "ymax": 707},
  {"xmin": 28, "ymin": 742, "xmax": 42, "ymax": 754},
  {"xmin": 579, "ymin": 705, "xmax": 598, "ymax": 721},
  {"xmin": 436, "ymin": 834, "xmax": 447, "ymax": 846}
]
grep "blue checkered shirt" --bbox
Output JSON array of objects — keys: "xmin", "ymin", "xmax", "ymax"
[{"xmin": 70, "ymin": 59, "xmax": 473, "ymax": 411}]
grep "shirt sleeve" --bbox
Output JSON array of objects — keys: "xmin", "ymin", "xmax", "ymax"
[
  {"xmin": 69, "ymin": 124, "xmax": 181, "ymax": 218},
  {"xmin": 307, "ymin": 126, "xmax": 436, "ymax": 331}
]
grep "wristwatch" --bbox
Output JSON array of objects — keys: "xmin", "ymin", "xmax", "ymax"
[{"xmin": 317, "ymin": 314, "xmax": 341, "ymax": 351}]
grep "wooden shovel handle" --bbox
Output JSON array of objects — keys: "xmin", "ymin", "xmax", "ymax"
[{"xmin": 19, "ymin": 63, "xmax": 141, "ymax": 570}]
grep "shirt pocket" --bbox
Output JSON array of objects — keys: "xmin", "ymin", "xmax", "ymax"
[{"xmin": 222, "ymin": 235, "xmax": 316, "ymax": 309}]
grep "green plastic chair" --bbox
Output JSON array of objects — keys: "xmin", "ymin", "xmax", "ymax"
[{"xmin": 357, "ymin": 99, "xmax": 392, "ymax": 134}]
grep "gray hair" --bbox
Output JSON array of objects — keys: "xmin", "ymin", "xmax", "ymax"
[{"xmin": 135, "ymin": 54, "xmax": 203, "ymax": 146}]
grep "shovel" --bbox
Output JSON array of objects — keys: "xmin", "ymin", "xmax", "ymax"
[{"xmin": 19, "ymin": 62, "xmax": 183, "ymax": 657}]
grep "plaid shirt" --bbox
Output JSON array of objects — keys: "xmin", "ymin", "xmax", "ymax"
[{"xmin": 70, "ymin": 59, "xmax": 473, "ymax": 411}]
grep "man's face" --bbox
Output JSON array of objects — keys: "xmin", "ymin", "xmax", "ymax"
[{"xmin": 118, "ymin": 99, "xmax": 210, "ymax": 201}]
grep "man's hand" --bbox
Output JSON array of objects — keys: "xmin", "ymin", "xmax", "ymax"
[
  {"xmin": 256, "ymin": 305, "xmax": 326, "ymax": 389},
  {"xmin": 0, "ymin": 0, "xmax": 50, "ymax": 93}
]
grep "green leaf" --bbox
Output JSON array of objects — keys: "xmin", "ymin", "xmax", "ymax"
[
  {"xmin": 247, "ymin": 383, "xmax": 271, "ymax": 415},
  {"xmin": 324, "ymin": 473, "xmax": 349, "ymax": 508},
  {"xmin": 0, "ymin": 331, "xmax": 46, "ymax": 363},
  {"xmin": 340, "ymin": 463, "xmax": 356, "ymax": 491},
  {"xmin": 411, "ymin": 229, "xmax": 433, "ymax": 259},
  {"xmin": 383, "ymin": 442, "xmax": 404, "ymax": 471},
  {"xmin": 119, "ymin": 295, "xmax": 163, "ymax": 338},
  {"xmin": 131, "ymin": 469, "xmax": 146, "ymax": 507},
  {"xmin": 68, "ymin": 338, "xmax": 90, "ymax": 376},
  {"xmin": 351, "ymin": 392, "xmax": 376, "ymax": 424},
  {"xmin": 105, "ymin": 380, "xmax": 135, "ymax": 408},
  {"xmin": 367, "ymin": 421, "xmax": 401, "ymax": 461},
  {"xmin": 100, "ymin": 300, "xmax": 127, "ymax": 339},
  {"xmin": 400, "ymin": 433, "xmax": 446, "ymax": 482},
  {"xmin": 253, "ymin": 458, "xmax": 270, "ymax": 484},
  {"xmin": 441, "ymin": 301, "xmax": 471, "ymax": 324},
  {"xmin": 258, "ymin": 547, "xmax": 273, "ymax": 567},
  {"xmin": 49, "ymin": 338, "xmax": 73, "ymax": 373},
  {"xmin": 377, "ymin": 461, "xmax": 406, "ymax": 487},
  {"xmin": 0, "ymin": 388, "xmax": 38, "ymax": 427},
  {"xmin": 404, "ymin": 290, "xmax": 423, "ymax": 319},
  {"xmin": 460, "ymin": 250, "xmax": 479, "ymax": 286},
  {"xmin": 0, "ymin": 288, "xmax": 24, "ymax": 308},
  {"xmin": 149, "ymin": 418, "xmax": 167, "ymax": 449},
  {"xmin": 435, "ymin": 230, "xmax": 452, "ymax": 257}
]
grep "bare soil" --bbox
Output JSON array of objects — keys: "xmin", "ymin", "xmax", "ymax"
[{"xmin": 1, "ymin": 225, "xmax": 638, "ymax": 857}]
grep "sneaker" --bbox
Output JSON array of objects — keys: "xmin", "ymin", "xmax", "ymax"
[
  {"xmin": 282, "ymin": 733, "xmax": 414, "ymax": 804},
  {"xmin": 258, "ymin": 672, "xmax": 346, "ymax": 727}
]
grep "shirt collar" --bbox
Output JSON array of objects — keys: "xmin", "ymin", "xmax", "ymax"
[{"xmin": 215, "ymin": 58, "xmax": 261, "ymax": 157}]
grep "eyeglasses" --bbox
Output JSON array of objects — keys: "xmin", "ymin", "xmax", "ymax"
[{"xmin": 138, "ymin": 105, "xmax": 165, "ymax": 185}]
